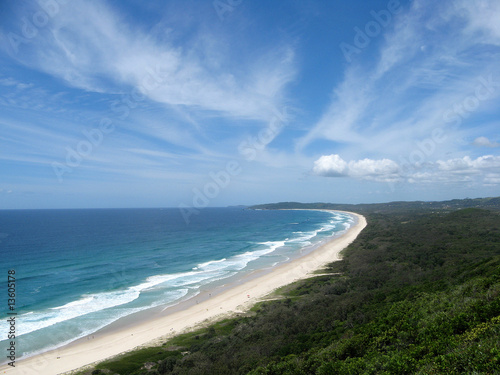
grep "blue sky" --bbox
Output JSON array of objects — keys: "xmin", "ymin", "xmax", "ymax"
[{"xmin": 1, "ymin": 0, "xmax": 499, "ymax": 209}]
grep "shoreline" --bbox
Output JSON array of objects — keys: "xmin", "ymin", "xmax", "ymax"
[{"xmin": 1, "ymin": 210, "xmax": 367, "ymax": 375}]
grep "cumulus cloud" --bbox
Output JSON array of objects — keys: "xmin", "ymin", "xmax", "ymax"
[
  {"xmin": 429, "ymin": 155, "xmax": 500, "ymax": 184},
  {"xmin": 313, "ymin": 154, "xmax": 500, "ymax": 185},
  {"xmin": 473, "ymin": 136, "xmax": 499, "ymax": 148},
  {"xmin": 312, "ymin": 154, "xmax": 347, "ymax": 177},
  {"xmin": 348, "ymin": 159, "xmax": 400, "ymax": 181},
  {"xmin": 313, "ymin": 154, "xmax": 400, "ymax": 182},
  {"xmin": 409, "ymin": 155, "xmax": 500, "ymax": 185},
  {"xmin": 404, "ymin": 155, "xmax": 500, "ymax": 185},
  {"xmin": 437, "ymin": 155, "xmax": 500, "ymax": 172}
]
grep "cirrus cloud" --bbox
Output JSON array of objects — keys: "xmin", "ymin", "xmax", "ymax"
[{"xmin": 4, "ymin": 1, "xmax": 296, "ymax": 121}]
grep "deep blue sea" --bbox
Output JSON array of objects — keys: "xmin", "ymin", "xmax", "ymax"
[{"xmin": 0, "ymin": 207, "xmax": 354, "ymax": 362}]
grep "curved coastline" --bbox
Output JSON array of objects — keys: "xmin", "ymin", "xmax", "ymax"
[{"xmin": 1, "ymin": 211, "xmax": 367, "ymax": 375}]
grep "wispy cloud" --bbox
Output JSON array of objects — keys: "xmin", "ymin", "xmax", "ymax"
[
  {"xmin": 0, "ymin": 0, "xmax": 300, "ymax": 197},
  {"xmin": 0, "ymin": 77, "xmax": 34, "ymax": 90},
  {"xmin": 473, "ymin": 136, "xmax": 499, "ymax": 148},
  {"xmin": 1, "ymin": 0, "xmax": 499, "ymax": 208},
  {"xmin": 298, "ymin": 0, "xmax": 500, "ymax": 161},
  {"xmin": 6, "ymin": 1, "xmax": 295, "ymax": 121}
]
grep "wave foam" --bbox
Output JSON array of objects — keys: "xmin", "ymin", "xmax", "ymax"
[{"xmin": 2, "ymin": 211, "xmax": 355, "ymax": 341}]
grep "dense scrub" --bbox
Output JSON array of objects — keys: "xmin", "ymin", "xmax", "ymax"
[{"xmin": 84, "ymin": 207, "xmax": 500, "ymax": 375}]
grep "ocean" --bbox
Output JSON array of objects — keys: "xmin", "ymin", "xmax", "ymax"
[{"xmin": 0, "ymin": 207, "xmax": 354, "ymax": 363}]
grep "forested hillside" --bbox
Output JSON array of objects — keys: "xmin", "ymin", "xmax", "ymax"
[
  {"xmin": 250, "ymin": 196, "xmax": 500, "ymax": 214},
  {"xmin": 84, "ymin": 203, "xmax": 500, "ymax": 375}
]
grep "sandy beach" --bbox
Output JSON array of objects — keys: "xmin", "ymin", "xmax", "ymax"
[{"xmin": 1, "ymin": 211, "xmax": 366, "ymax": 375}]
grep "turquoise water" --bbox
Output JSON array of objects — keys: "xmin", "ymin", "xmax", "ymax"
[{"xmin": 0, "ymin": 207, "xmax": 354, "ymax": 362}]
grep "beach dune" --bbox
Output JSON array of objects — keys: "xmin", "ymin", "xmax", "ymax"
[{"xmin": 1, "ymin": 211, "xmax": 366, "ymax": 375}]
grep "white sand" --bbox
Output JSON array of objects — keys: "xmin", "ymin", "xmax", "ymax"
[{"xmin": 1, "ymin": 211, "xmax": 366, "ymax": 375}]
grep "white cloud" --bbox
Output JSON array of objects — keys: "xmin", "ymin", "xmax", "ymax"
[
  {"xmin": 0, "ymin": 77, "xmax": 34, "ymax": 90},
  {"xmin": 484, "ymin": 173, "xmax": 500, "ymax": 185},
  {"xmin": 298, "ymin": 0, "xmax": 500, "ymax": 161},
  {"xmin": 313, "ymin": 154, "xmax": 400, "ymax": 182},
  {"xmin": 436, "ymin": 155, "xmax": 500, "ymax": 172},
  {"xmin": 348, "ymin": 158, "xmax": 400, "ymax": 182},
  {"xmin": 312, "ymin": 154, "xmax": 347, "ymax": 177},
  {"xmin": 437, "ymin": 157, "xmax": 476, "ymax": 172},
  {"xmin": 0, "ymin": 78, "xmax": 20, "ymax": 86},
  {"xmin": 460, "ymin": 0, "xmax": 500, "ymax": 45},
  {"xmin": 314, "ymin": 154, "xmax": 500, "ymax": 186},
  {"xmin": 9, "ymin": 1, "xmax": 296, "ymax": 121},
  {"xmin": 410, "ymin": 155, "xmax": 500, "ymax": 184},
  {"xmin": 473, "ymin": 136, "xmax": 499, "ymax": 148}
]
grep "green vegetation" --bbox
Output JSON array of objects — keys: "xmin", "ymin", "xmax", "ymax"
[
  {"xmin": 78, "ymin": 200, "xmax": 500, "ymax": 375},
  {"xmin": 250, "ymin": 196, "xmax": 500, "ymax": 214}
]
